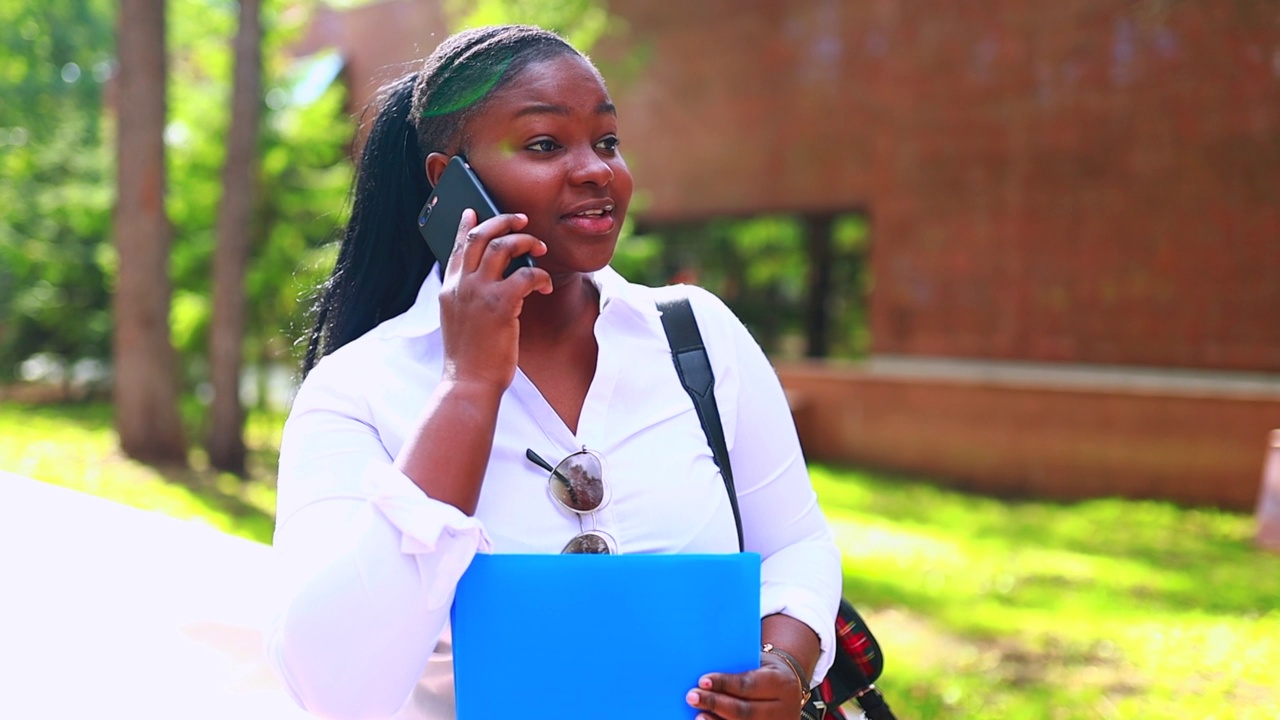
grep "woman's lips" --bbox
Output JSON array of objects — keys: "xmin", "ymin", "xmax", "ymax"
[{"xmin": 562, "ymin": 205, "xmax": 616, "ymax": 234}]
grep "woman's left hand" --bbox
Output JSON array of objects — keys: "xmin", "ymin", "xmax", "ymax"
[{"xmin": 686, "ymin": 653, "xmax": 807, "ymax": 720}]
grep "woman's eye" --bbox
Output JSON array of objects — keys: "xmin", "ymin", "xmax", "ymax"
[
  {"xmin": 527, "ymin": 139, "xmax": 559, "ymax": 153},
  {"xmin": 595, "ymin": 136, "xmax": 620, "ymax": 152}
]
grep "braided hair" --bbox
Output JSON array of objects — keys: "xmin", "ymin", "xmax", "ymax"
[{"xmin": 302, "ymin": 25, "xmax": 582, "ymax": 375}]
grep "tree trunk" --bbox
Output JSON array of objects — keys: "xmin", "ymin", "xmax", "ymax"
[
  {"xmin": 207, "ymin": 0, "xmax": 263, "ymax": 476},
  {"xmin": 113, "ymin": 0, "xmax": 188, "ymax": 465},
  {"xmin": 803, "ymin": 213, "xmax": 836, "ymax": 358}
]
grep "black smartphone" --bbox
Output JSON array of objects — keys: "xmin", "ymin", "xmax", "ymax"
[{"xmin": 417, "ymin": 155, "xmax": 535, "ymax": 278}]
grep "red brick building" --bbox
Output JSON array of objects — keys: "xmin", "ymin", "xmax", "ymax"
[{"xmin": 299, "ymin": 0, "xmax": 1280, "ymax": 508}]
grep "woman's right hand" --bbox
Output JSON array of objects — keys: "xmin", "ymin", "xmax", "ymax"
[{"xmin": 437, "ymin": 209, "xmax": 552, "ymax": 392}]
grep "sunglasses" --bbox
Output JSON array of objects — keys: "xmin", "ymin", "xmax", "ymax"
[{"xmin": 525, "ymin": 448, "xmax": 616, "ymax": 554}]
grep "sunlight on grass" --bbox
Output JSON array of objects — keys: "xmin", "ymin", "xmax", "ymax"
[
  {"xmin": 809, "ymin": 463, "xmax": 1280, "ymax": 720},
  {"xmin": 0, "ymin": 402, "xmax": 277, "ymax": 543}
]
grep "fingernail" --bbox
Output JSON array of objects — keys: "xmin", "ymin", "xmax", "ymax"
[
  {"xmin": 699, "ymin": 676, "xmax": 712, "ymax": 689},
  {"xmin": 686, "ymin": 690, "xmax": 699, "ymax": 706}
]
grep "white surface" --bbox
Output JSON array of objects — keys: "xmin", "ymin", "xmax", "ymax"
[{"xmin": 0, "ymin": 470, "xmax": 312, "ymax": 719}]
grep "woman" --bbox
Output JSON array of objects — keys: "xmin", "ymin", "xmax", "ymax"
[{"xmin": 267, "ymin": 24, "xmax": 842, "ymax": 720}]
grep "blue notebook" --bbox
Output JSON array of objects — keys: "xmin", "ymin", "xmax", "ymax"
[{"xmin": 451, "ymin": 553, "xmax": 761, "ymax": 720}]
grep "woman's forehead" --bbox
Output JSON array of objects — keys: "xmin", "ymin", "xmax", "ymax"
[{"xmin": 490, "ymin": 54, "xmax": 611, "ymax": 110}]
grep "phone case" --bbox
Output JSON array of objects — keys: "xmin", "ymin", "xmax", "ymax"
[{"xmin": 417, "ymin": 156, "xmax": 535, "ymax": 277}]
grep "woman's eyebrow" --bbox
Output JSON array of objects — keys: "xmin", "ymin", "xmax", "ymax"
[{"xmin": 513, "ymin": 101, "xmax": 617, "ymax": 118}]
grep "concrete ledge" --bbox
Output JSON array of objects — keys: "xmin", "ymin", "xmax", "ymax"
[
  {"xmin": 777, "ymin": 358, "xmax": 1280, "ymax": 510},
  {"xmin": 864, "ymin": 355, "xmax": 1280, "ymax": 399}
]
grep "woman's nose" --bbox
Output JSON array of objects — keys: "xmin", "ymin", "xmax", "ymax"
[{"xmin": 567, "ymin": 147, "xmax": 614, "ymax": 187}]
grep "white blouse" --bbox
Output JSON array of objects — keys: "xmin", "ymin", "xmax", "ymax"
[{"xmin": 265, "ymin": 266, "xmax": 842, "ymax": 720}]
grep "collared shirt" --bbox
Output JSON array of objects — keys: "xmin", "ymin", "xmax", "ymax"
[{"xmin": 266, "ymin": 266, "xmax": 842, "ymax": 720}]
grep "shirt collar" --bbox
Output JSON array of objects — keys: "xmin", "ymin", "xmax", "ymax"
[{"xmin": 377, "ymin": 265, "xmax": 661, "ymax": 341}]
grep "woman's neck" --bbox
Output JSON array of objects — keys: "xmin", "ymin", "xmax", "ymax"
[
  {"xmin": 516, "ymin": 272, "xmax": 601, "ymax": 434},
  {"xmin": 518, "ymin": 272, "xmax": 600, "ymax": 346}
]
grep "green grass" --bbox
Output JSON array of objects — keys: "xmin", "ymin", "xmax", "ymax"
[
  {"xmin": 810, "ymin": 465, "xmax": 1280, "ymax": 719},
  {"xmin": 0, "ymin": 401, "xmax": 279, "ymax": 543},
  {"xmin": 2, "ymin": 400, "xmax": 1277, "ymax": 718}
]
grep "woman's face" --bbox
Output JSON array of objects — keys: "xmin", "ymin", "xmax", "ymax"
[{"xmin": 452, "ymin": 53, "xmax": 633, "ymax": 277}]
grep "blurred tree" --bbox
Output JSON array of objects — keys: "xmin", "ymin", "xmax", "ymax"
[
  {"xmin": 0, "ymin": 0, "xmax": 115, "ymax": 388},
  {"xmin": 1, "ymin": 0, "xmax": 350, "ymax": 453},
  {"xmin": 113, "ymin": 0, "xmax": 188, "ymax": 464},
  {"xmin": 164, "ymin": 0, "xmax": 353, "ymax": 414},
  {"xmin": 802, "ymin": 213, "xmax": 835, "ymax": 358},
  {"xmin": 207, "ymin": 0, "xmax": 264, "ymax": 475}
]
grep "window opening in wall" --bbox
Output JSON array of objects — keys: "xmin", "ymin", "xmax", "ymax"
[{"xmin": 620, "ymin": 211, "xmax": 871, "ymax": 360}]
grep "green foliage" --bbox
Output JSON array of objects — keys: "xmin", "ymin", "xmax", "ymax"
[
  {"xmin": 165, "ymin": 0, "xmax": 353, "ymax": 393},
  {"xmin": 0, "ymin": 0, "xmax": 115, "ymax": 132},
  {"xmin": 0, "ymin": 0, "xmax": 116, "ymax": 382},
  {"xmin": 618, "ymin": 214, "xmax": 871, "ymax": 359},
  {"xmin": 0, "ymin": 0, "xmax": 353, "ymax": 399},
  {"xmin": 447, "ymin": 0, "xmax": 612, "ymax": 51}
]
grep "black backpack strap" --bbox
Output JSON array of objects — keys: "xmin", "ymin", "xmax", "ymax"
[{"xmin": 657, "ymin": 295, "xmax": 745, "ymax": 552}]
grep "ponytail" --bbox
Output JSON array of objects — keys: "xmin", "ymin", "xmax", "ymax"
[{"xmin": 303, "ymin": 73, "xmax": 433, "ymax": 375}]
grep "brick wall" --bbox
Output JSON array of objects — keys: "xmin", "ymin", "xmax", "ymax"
[
  {"xmin": 603, "ymin": 0, "xmax": 1280, "ymax": 372},
  {"xmin": 307, "ymin": 1, "xmax": 1280, "ymax": 370}
]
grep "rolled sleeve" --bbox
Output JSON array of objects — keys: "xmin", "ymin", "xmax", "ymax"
[
  {"xmin": 760, "ymin": 542, "xmax": 842, "ymax": 685},
  {"xmin": 265, "ymin": 356, "xmax": 491, "ymax": 720},
  {"xmin": 365, "ymin": 460, "xmax": 492, "ymax": 609}
]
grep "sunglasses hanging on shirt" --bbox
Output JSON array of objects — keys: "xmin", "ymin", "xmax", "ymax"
[{"xmin": 526, "ymin": 448, "xmax": 616, "ymax": 554}]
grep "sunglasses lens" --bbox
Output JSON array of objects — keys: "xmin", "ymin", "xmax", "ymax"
[
  {"xmin": 548, "ymin": 451, "xmax": 605, "ymax": 514},
  {"xmin": 563, "ymin": 531, "xmax": 614, "ymax": 554}
]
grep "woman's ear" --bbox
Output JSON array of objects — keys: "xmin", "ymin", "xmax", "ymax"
[{"xmin": 425, "ymin": 152, "xmax": 451, "ymax": 187}]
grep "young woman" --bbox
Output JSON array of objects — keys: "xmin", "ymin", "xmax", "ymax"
[{"xmin": 267, "ymin": 24, "xmax": 841, "ymax": 720}]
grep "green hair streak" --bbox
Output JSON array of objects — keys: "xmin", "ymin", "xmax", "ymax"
[{"xmin": 421, "ymin": 54, "xmax": 516, "ymax": 118}]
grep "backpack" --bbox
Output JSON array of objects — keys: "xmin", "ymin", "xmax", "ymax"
[{"xmin": 658, "ymin": 296, "xmax": 898, "ymax": 720}]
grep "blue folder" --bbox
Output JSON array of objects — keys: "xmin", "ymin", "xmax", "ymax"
[{"xmin": 451, "ymin": 553, "xmax": 761, "ymax": 720}]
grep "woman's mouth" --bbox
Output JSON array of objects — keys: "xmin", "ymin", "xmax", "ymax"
[{"xmin": 562, "ymin": 204, "xmax": 616, "ymax": 234}]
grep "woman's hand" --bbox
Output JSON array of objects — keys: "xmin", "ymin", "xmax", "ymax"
[
  {"xmin": 686, "ymin": 653, "xmax": 808, "ymax": 720},
  {"xmin": 437, "ymin": 209, "xmax": 552, "ymax": 392}
]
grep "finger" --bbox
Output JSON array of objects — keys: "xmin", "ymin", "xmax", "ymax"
[
  {"xmin": 699, "ymin": 669, "xmax": 776, "ymax": 701},
  {"xmin": 685, "ymin": 687, "xmax": 750, "ymax": 720},
  {"xmin": 456, "ymin": 212, "xmax": 529, "ymax": 273},
  {"xmin": 441, "ymin": 208, "xmax": 477, "ymax": 278},
  {"xmin": 477, "ymin": 232, "xmax": 546, "ymax": 279},
  {"xmin": 506, "ymin": 265, "xmax": 554, "ymax": 297}
]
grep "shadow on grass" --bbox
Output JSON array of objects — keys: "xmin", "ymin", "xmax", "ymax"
[
  {"xmin": 3, "ymin": 400, "xmax": 280, "ymax": 544},
  {"xmin": 151, "ymin": 464, "xmax": 277, "ymax": 544},
  {"xmin": 845, "ymin": 572, "xmax": 1150, "ymax": 720}
]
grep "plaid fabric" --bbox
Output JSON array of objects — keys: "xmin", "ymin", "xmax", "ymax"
[
  {"xmin": 835, "ymin": 600, "xmax": 883, "ymax": 682},
  {"xmin": 803, "ymin": 598, "xmax": 886, "ymax": 718}
]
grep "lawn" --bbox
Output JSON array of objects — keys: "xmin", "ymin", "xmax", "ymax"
[
  {"xmin": 0, "ymin": 401, "xmax": 279, "ymax": 543},
  {"xmin": 2, "ymin": 400, "xmax": 1277, "ymax": 719}
]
